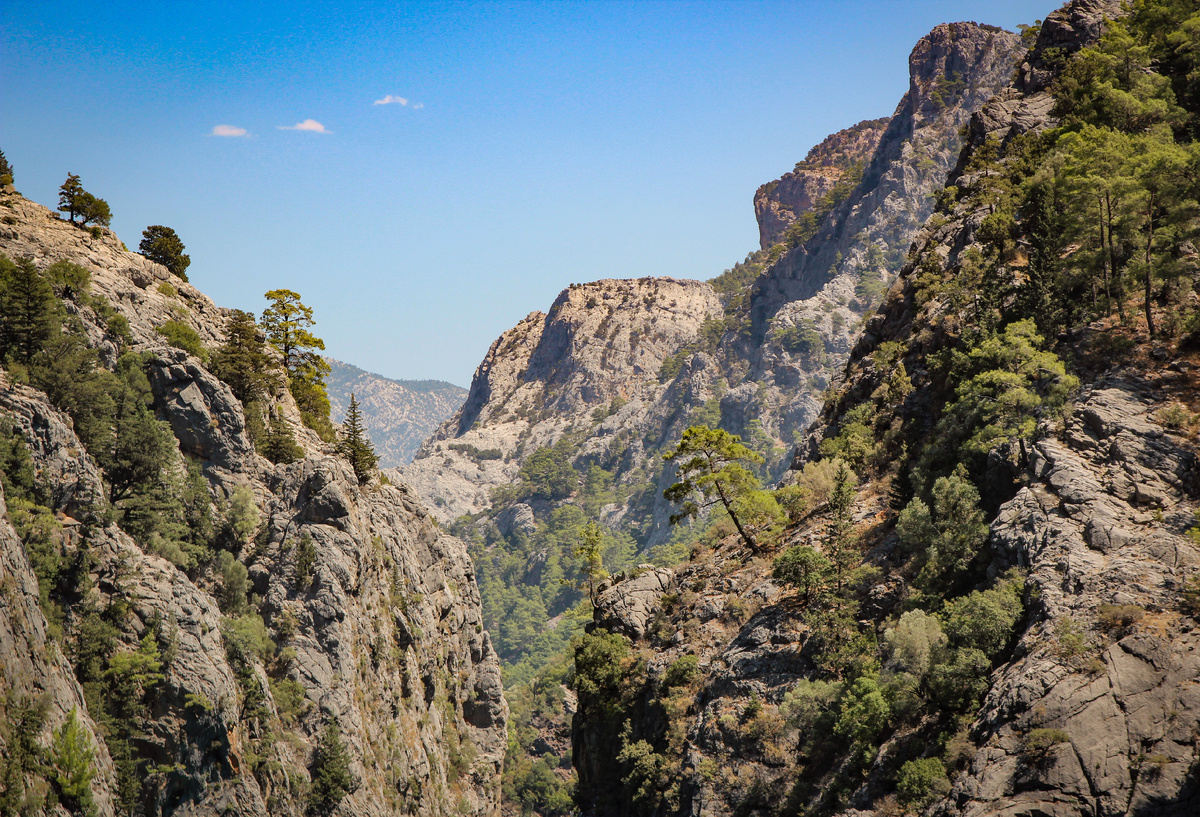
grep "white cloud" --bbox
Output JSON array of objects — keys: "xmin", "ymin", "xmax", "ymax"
[
  {"xmin": 374, "ymin": 94, "xmax": 407, "ymax": 106},
  {"xmin": 212, "ymin": 124, "xmax": 248, "ymax": 137},
  {"xmin": 278, "ymin": 119, "xmax": 329, "ymax": 133},
  {"xmin": 412, "ymin": 102, "xmax": 424, "ymax": 110}
]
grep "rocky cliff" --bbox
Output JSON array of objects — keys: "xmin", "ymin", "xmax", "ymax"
[
  {"xmin": 573, "ymin": 2, "xmax": 1200, "ymax": 816},
  {"xmin": 0, "ymin": 192, "xmax": 506, "ymax": 815},
  {"xmin": 404, "ymin": 20, "xmax": 1026, "ymax": 545},
  {"xmin": 753, "ymin": 119, "xmax": 890, "ymax": 252},
  {"xmin": 324, "ymin": 359, "xmax": 466, "ymax": 468},
  {"xmin": 402, "ymin": 277, "xmax": 724, "ymax": 528}
]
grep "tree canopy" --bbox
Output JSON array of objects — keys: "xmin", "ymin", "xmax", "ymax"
[
  {"xmin": 139, "ymin": 225, "xmax": 191, "ymax": 281},
  {"xmin": 57, "ymin": 173, "xmax": 111, "ymax": 227},
  {"xmin": 663, "ymin": 425, "xmax": 773, "ymax": 552},
  {"xmin": 338, "ymin": 393, "xmax": 377, "ymax": 484}
]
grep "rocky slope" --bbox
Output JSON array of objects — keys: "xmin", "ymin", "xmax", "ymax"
[
  {"xmin": 325, "ymin": 359, "xmax": 466, "ymax": 468},
  {"xmin": 401, "ymin": 277, "xmax": 724, "ymax": 529},
  {"xmin": 572, "ymin": 2, "xmax": 1200, "ymax": 816},
  {"xmin": 0, "ymin": 192, "xmax": 506, "ymax": 814},
  {"xmin": 404, "ymin": 20, "xmax": 1026, "ymax": 546}
]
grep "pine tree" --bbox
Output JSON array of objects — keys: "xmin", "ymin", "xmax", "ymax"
[
  {"xmin": 338, "ymin": 394, "xmax": 376, "ymax": 485},
  {"xmin": 139, "ymin": 225, "xmax": 191, "ymax": 280},
  {"xmin": 663, "ymin": 425, "xmax": 765, "ymax": 552},
  {"xmin": 212, "ymin": 310, "xmax": 279, "ymax": 406},
  {"xmin": 262, "ymin": 410, "xmax": 303, "ymax": 465},
  {"xmin": 0, "ymin": 149, "xmax": 13, "ymax": 184},
  {"xmin": 58, "ymin": 173, "xmax": 84, "ymax": 223}
]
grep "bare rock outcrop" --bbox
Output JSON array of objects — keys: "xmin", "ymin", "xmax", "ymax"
[
  {"xmin": 753, "ymin": 119, "xmax": 890, "ymax": 251},
  {"xmin": 942, "ymin": 383, "xmax": 1200, "ymax": 817},
  {"xmin": 403, "ymin": 277, "xmax": 723, "ymax": 525},
  {"xmin": 592, "ymin": 567, "xmax": 676, "ymax": 641}
]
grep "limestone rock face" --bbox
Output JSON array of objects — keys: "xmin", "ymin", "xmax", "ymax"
[
  {"xmin": 753, "ymin": 119, "xmax": 890, "ymax": 251},
  {"xmin": 942, "ymin": 383, "xmax": 1200, "ymax": 817},
  {"xmin": 403, "ymin": 278, "xmax": 724, "ymax": 526},
  {"xmin": 0, "ymin": 191, "xmax": 506, "ymax": 815},
  {"xmin": 749, "ymin": 22, "xmax": 1025, "ymax": 347},
  {"xmin": 0, "ymin": 478, "xmax": 118, "ymax": 816},
  {"xmin": 592, "ymin": 567, "xmax": 676, "ymax": 641}
]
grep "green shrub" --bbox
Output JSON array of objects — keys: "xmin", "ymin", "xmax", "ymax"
[
  {"xmin": 772, "ymin": 544, "xmax": 831, "ymax": 607},
  {"xmin": 1096, "ymin": 603, "xmax": 1143, "ymax": 632},
  {"xmin": 295, "ymin": 535, "xmax": 318, "ymax": 589},
  {"xmin": 309, "ymin": 721, "xmax": 359, "ymax": 814},
  {"xmin": 50, "ymin": 708, "xmax": 96, "ymax": 814},
  {"xmin": 216, "ymin": 551, "xmax": 249, "ymax": 614},
  {"xmin": 941, "ymin": 572, "xmax": 1025, "ymax": 660},
  {"xmin": 1020, "ymin": 728, "xmax": 1070, "ymax": 764},
  {"xmin": 155, "ymin": 319, "xmax": 207, "ymax": 361},
  {"xmin": 221, "ymin": 612, "xmax": 274, "ymax": 665},
  {"xmin": 225, "ymin": 484, "xmax": 259, "ymax": 543},
  {"xmin": 662, "ymin": 654, "xmax": 699, "ymax": 689},
  {"xmin": 896, "ymin": 756, "xmax": 950, "ymax": 809}
]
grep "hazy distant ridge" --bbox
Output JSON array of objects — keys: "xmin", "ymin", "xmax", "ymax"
[{"xmin": 325, "ymin": 358, "xmax": 467, "ymax": 467}]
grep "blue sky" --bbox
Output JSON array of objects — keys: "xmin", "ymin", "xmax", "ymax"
[{"xmin": 2, "ymin": 0, "xmax": 1053, "ymax": 386}]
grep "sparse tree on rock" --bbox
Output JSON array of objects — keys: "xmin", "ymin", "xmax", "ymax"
[
  {"xmin": 57, "ymin": 173, "xmax": 111, "ymax": 227},
  {"xmin": 262, "ymin": 410, "xmax": 303, "ymax": 465},
  {"xmin": 338, "ymin": 394, "xmax": 376, "ymax": 485},
  {"xmin": 261, "ymin": 289, "xmax": 334, "ymax": 439},
  {"xmin": 139, "ymin": 225, "xmax": 191, "ymax": 281},
  {"xmin": 0, "ymin": 149, "xmax": 13, "ymax": 185},
  {"xmin": 212, "ymin": 310, "xmax": 279, "ymax": 406},
  {"xmin": 58, "ymin": 173, "xmax": 84, "ymax": 223},
  {"xmin": 663, "ymin": 425, "xmax": 765, "ymax": 552}
]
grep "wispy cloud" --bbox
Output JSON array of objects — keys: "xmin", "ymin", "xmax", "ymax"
[
  {"xmin": 374, "ymin": 94, "xmax": 424, "ymax": 109},
  {"xmin": 278, "ymin": 119, "xmax": 329, "ymax": 133},
  {"xmin": 212, "ymin": 124, "xmax": 248, "ymax": 137}
]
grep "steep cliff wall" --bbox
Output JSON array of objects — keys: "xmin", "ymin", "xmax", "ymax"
[
  {"xmin": 0, "ymin": 192, "xmax": 506, "ymax": 815},
  {"xmin": 572, "ymin": 2, "xmax": 1200, "ymax": 816},
  {"xmin": 753, "ymin": 119, "xmax": 890, "ymax": 252}
]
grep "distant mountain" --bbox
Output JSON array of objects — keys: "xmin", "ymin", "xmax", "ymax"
[{"xmin": 324, "ymin": 358, "xmax": 467, "ymax": 467}]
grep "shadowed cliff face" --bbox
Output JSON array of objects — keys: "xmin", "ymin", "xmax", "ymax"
[{"xmin": 0, "ymin": 193, "xmax": 506, "ymax": 816}]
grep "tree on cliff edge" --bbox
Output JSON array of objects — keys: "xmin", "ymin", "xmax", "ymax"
[
  {"xmin": 663, "ymin": 425, "xmax": 771, "ymax": 553},
  {"xmin": 338, "ymin": 394, "xmax": 376, "ymax": 485},
  {"xmin": 139, "ymin": 225, "xmax": 191, "ymax": 281},
  {"xmin": 261, "ymin": 289, "xmax": 334, "ymax": 440}
]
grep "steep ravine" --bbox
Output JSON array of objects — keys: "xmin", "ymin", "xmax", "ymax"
[
  {"xmin": 0, "ymin": 192, "xmax": 506, "ymax": 815},
  {"xmin": 403, "ymin": 20, "xmax": 1028, "ymax": 548},
  {"xmin": 573, "ymin": 1, "xmax": 1200, "ymax": 815}
]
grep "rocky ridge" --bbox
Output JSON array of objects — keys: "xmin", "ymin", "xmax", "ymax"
[
  {"xmin": 0, "ymin": 193, "xmax": 506, "ymax": 815},
  {"xmin": 404, "ymin": 20, "xmax": 1027, "ymax": 547},
  {"xmin": 572, "ymin": 2, "xmax": 1200, "ymax": 816},
  {"xmin": 753, "ymin": 119, "xmax": 890, "ymax": 252},
  {"xmin": 324, "ymin": 358, "xmax": 466, "ymax": 468},
  {"xmin": 402, "ymin": 277, "xmax": 724, "ymax": 527}
]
